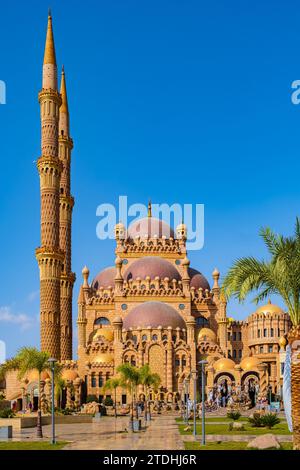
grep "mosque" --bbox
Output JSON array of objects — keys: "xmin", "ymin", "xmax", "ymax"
[{"xmin": 3, "ymin": 13, "xmax": 291, "ymax": 411}]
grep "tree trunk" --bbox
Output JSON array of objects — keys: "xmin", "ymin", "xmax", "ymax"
[
  {"xmin": 114, "ymin": 389, "xmax": 117, "ymax": 419},
  {"xmin": 289, "ymin": 326, "xmax": 300, "ymax": 450},
  {"xmin": 131, "ymin": 385, "xmax": 134, "ymax": 422}
]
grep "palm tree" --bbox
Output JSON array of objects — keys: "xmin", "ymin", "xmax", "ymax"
[
  {"xmin": 222, "ymin": 218, "xmax": 300, "ymax": 449},
  {"xmin": 103, "ymin": 377, "xmax": 120, "ymax": 419},
  {"xmin": 140, "ymin": 364, "xmax": 161, "ymax": 419},
  {"xmin": 55, "ymin": 377, "xmax": 66, "ymax": 409},
  {"xmin": 2, "ymin": 347, "xmax": 50, "ymax": 437},
  {"xmin": 139, "ymin": 364, "xmax": 161, "ymax": 422},
  {"xmin": 117, "ymin": 363, "xmax": 141, "ymax": 423}
]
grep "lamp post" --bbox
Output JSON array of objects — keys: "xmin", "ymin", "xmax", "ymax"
[
  {"xmin": 186, "ymin": 377, "xmax": 190, "ymax": 424},
  {"xmin": 191, "ymin": 370, "xmax": 198, "ymax": 438},
  {"xmin": 183, "ymin": 378, "xmax": 188, "ymax": 425},
  {"xmin": 198, "ymin": 360, "xmax": 208, "ymax": 446},
  {"xmin": 48, "ymin": 358, "xmax": 57, "ymax": 445}
]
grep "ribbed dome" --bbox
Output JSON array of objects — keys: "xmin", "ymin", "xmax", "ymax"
[
  {"xmin": 62, "ymin": 370, "xmax": 79, "ymax": 381},
  {"xmin": 26, "ymin": 370, "xmax": 49, "ymax": 382},
  {"xmin": 240, "ymin": 356, "xmax": 260, "ymax": 371},
  {"xmin": 123, "ymin": 301, "xmax": 186, "ymax": 330},
  {"xmin": 213, "ymin": 358, "xmax": 236, "ymax": 371},
  {"xmin": 124, "ymin": 257, "xmax": 180, "ymax": 281},
  {"xmin": 198, "ymin": 328, "xmax": 216, "ymax": 343},
  {"xmin": 189, "ymin": 267, "xmax": 210, "ymax": 291},
  {"xmin": 93, "ymin": 328, "xmax": 114, "ymax": 342},
  {"xmin": 93, "ymin": 353, "xmax": 114, "ymax": 364},
  {"xmin": 255, "ymin": 300, "xmax": 283, "ymax": 315},
  {"xmin": 92, "ymin": 266, "xmax": 116, "ymax": 289},
  {"xmin": 127, "ymin": 217, "xmax": 174, "ymax": 239}
]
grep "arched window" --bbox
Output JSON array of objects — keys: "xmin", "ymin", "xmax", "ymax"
[
  {"xmin": 152, "ymin": 334, "xmax": 158, "ymax": 341},
  {"xmin": 94, "ymin": 317, "xmax": 110, "ymax": 326},
  {"xmin": 91, "ymin": 374, "xmax": 96, "ymax": 388},
  {"xmin": 142, "ymin": 335, "xmax": 147, "ymax": 341},
  {"xmin": 98, "ymin": 373, "xmax": 103, "ymax": 387},
  {"xmin": 132, "ymin": 335, "xmax": 137, "ymax": 344},
  {"xmin": 196, "ymin": 316, "xmax": 209, "ymax": 327}
]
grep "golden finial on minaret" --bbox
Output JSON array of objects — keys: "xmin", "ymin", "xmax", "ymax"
[
  {"xmin": 60, "ymin": 66, "xmax": 68, "ymax": 113},
  {"xmin": 148, "ymin": 200, "xmax": 152, "ymax": 218},
  {"xmin": 59, "ymin": 66, "xmax": 69, "ymax": 135},
  {"xmin": 43, "ymin": 11, "xmax": 56, "ymax": 65}
]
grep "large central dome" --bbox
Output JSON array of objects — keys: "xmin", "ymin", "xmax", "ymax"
[
  {"xmin": 123, "ymin": 301, "xmax": 186, "ymax": 330},
  {"xmin": 127, "ymin": 216, "xmax": 174, "ymax": 239},
  {"xmin": 124, "ymin": 256, "xmax": 180, "ymax": 281}
]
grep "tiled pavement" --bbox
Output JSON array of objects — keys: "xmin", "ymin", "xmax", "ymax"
[{"xmin": 12, "ymin": 414, "xmax": 185, "ymax": 450}]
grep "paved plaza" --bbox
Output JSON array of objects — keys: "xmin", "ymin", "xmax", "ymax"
[{"xmin": 12, "ymin": 415, "xmax": 185, "ymax": 450}]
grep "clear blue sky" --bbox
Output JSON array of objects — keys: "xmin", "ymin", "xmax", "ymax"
[{"xmin": 0, "ymin": 0, "xmax": 299, "ymax": 358}]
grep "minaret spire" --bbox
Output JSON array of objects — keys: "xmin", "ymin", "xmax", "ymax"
[
  {"xmin": 59, "ymin": 66, "xmax": 75, "ymax": 360},
  {"xmin": 59, "ymin": 66, "xmax": 69, "ymax": 135},
  {"xmin": 42, "ymin": 11, "xmax": 57, "ymax": 89},
  {"xmin": 148, "ymin": 200, "xmax": 152, "ymax": 218}
]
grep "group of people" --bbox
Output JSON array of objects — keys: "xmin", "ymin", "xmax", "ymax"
[{"xmin": 206, "ymin": 380, "xmax": 260, "ymax": 409}]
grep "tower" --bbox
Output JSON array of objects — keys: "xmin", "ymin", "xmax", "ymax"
[
  {"xmin": 59, "ymin": 67, "xmax": 75, "ymax": 359},
  {"xmin": 36, "ymin": 12, "xmax": 63, "ymax": 359}
]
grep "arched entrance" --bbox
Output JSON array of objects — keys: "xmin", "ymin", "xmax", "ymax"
[{"xmin": 242, "ymin": 372, "xmax": 259, "ymax": 407}]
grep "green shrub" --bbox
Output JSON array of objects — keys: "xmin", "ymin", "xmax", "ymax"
[
  {"xmin": 61, "ymin": 407, "xmax": 73, "ymax": 415},
  {"xmin": 86, "ymin": 395, "xmax": 98, "ymax": 403},
  {"xmin": 261, "ymin": 413, "xmax": 280, "ymax": 429},
  {"xmin": 248, "ymin": 413, "xmax": 264, "ymax": 428},
  {"xmin": 0, "ymin": 407, "xmax": 15, "ymax": 418},
  {"xmin": 103, "ymin": 396, "xmax": 114, "ymax": 407},
  {"xmin": 227, "ymin": 411, "xmax": 241, "ymax": 421}
]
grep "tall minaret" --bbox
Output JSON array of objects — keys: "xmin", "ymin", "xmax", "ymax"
[
  {"xmin": 59, "ymin": 66, "xmax": 75, "ymax": 360},
  {"xmin": 36, "ymin": 12, "xmax": 63, "ymax": 359}
]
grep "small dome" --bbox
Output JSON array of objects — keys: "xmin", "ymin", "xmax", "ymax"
[
  {"xmin": 240, "ymin": 356, "xmax": 260, "ymax": 371},
  {"xmin": 256, "ymin": 300, "xmax": 283, "ymax": 315},
  {"xmin": 198, "ymin": 328, "xmax": 217, "ymax": 343},
  {"xmin": 279, "ymin": 336, "xmax": 287, "ymax": 349},
  {"xmin": 189, "ymin": 267, "xmax": 210, "ymax": 291},
  {"xmin": 124, "ymin": 257, "xmax": 180, "ymax": 282},
  {"xmin": 26, "ymin": 370, "xmax": 49, "ymax": 383},
  {"xmin": 127, "ymin": 217, "xmax": 174, "ymax": 239},
  {"xmin": 93, "ymin": 353, "xmax": 114, "ymax": 364},
  {"xmin": 123, "ymin": 301, "xmax": 186, "ymax": 330},
  {"xmin": 92, "ymin": 266, "xmax": 116, "ymax": 290},
  {"xmin": 93, "ymin": 328, "xmax": 114, "ymax": 342},
  {"xmin": 62, "ymin": 370, "xmax": 79, "ymax": 381},
  {"xmin": 213, "ymin": 358, "xmax": 235, "ymax": 371}
]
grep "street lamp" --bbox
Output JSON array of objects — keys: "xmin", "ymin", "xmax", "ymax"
[
  {"xmin": 184, "ymin": 377, "xmax": 190, "ymax": 424},
  {"xmin": 191, "ymin": 370, "xmax": 198, "ymax": 438},
  {"xmin": 198, "ymin": 360, "xmax": 208, "ymax": 446},
  {"xmin": 48, "ymin": 358, "xmax": 57, "ymax": 445},
  {"xmin": 183, "ymin": 378, "xmax": 188, "ymax": 425}
]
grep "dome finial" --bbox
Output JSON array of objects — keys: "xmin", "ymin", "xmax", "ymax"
[{"xmin": 148, "ymin": 200, "xmax": 152, "ymax": 218}]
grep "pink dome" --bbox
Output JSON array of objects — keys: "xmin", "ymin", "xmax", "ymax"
[
  {"xmin": 124, "ymin": 256, "xmax": 180, "ymax": 281},
  {"xmin": 92, "ymin": 266, "xmax": 116, "ymax": 289},
  {"xmin": 189, "ymin": 267, "xmax": 210, "ymax": 291},
  {"xmin": 127, "ymin": 217, "xmax": 174, "ymax": 239},
  {"xmin": 123, "ymin": 301, "xmax": 186, "ymax": 329}
]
